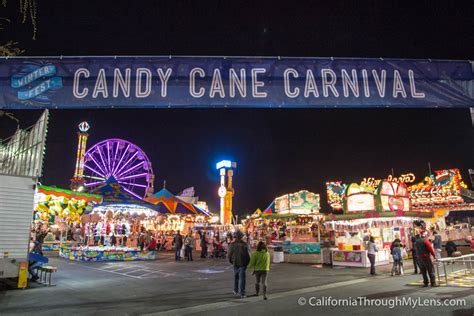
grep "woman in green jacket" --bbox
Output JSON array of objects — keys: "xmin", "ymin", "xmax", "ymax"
[{"xmin": 248, "ymin": 241, "xmax": 270, "ymax": 300}]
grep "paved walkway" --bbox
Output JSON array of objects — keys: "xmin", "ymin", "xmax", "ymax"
[
  {"xmin": 407, "ymin": 269, "xmax": 474, "ymax": 288},
  {"xmin": 1, "ymin": 253, "xmax": 473, "ymax": 315}
]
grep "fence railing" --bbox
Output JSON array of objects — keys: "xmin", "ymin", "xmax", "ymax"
[{"xmin": 435, "ymin": 253, "xmax": 474, "ymax": 285}]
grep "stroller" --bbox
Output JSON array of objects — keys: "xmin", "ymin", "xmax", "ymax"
[{"xmin": 211, "ymin": 240, "xmax": 227, "ymax": 258}]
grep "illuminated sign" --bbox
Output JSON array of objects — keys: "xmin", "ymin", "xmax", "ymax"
[
  {"xmin": 344, "ymin": 183, "xmax": 376, "ymax": 213},
  {"xmin": 275, "ymin": 190, "xmax": 320, "ymax": 214},
  {"xmin": 216, "ymin": 160, "xmax": 236, "ymax": 170},
  {"xmin": 376, "ymin": 181, "xmax": 411, "ymax": 212},
  {"xmin": 408, "ymin": 169, "xmax": 466, "ymax": 207},
  {"xmin": 346, "ymin": 194, "xmax": 375, "ymax": 212},
  {"xmin": 360, "ymin": 173, "xmax": 415, "ymax": 189},
  {"xmin": 326, "ymin": 182, "xmax": 346, "ymax": 211},
  {"xmin": 4, "ymin": 57, "xmax": 473, "ymax": 109}
]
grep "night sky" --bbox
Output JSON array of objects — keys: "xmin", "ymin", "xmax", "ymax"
[{"xmin": 2, "ymin": 1, "xmax": 473, "ymax": 216}]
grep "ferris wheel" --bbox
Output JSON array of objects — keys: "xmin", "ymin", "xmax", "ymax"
[{"xmin": 83, "ymin": 139, "xmax": 154, "ymax": 199}]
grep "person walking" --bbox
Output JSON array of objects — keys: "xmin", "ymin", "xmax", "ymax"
[
  {"xmin": 366, "ymin": 236, "xmax": 378, "ymax": 275},
  {"xmin": 200, "ymin": 232, "xmax": 208, "ymax": 258},
  {"xmin": 174, "ymin": 230, "xmax": 183, "ymax": 261},
  {"xmin": 415, "ymin": 231, "xmax": 437, "ymax": 287},
  {"xmin": 184, "ymin": 233, "xmax": 195, "ymax": 261},
  {"xmin": 432, "ymin": 231, "xmax": 442, "ymax": 263},
  {"xmin": 139, "ymin": 231, "xmax": 146, "ymax": 251},
  {"xmin": 247, "ymin": 241, "xmax": 270, "ymax": 300},
  {"xmin": 229, "ymin": 231, "xmax": 251, "ymax": 298}
]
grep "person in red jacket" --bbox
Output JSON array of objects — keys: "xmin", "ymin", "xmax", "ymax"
[
  {"xmin": 146, "ymin": 236, "xmax": 157, "ymax": 251},
  {"xmin": 415, "ymin": 230, "xmax": 437, "ymax": 287}
]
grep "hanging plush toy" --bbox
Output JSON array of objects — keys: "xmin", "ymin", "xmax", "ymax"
[
  {"xmin": 36, "ymin": 202, "xmax": 49, "ymax": 212},
  {"xmin": 67, "ymin": 200, "xmax": 77, "ymax": 214}
]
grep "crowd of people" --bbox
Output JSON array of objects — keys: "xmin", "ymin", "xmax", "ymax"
[
  {"xmin": 27, "ymin": 219, "xmax": 473, "ymax": 298},
  {"xmin": 368, "ymin": 229, "xmax": 474, "ymax": 288}
]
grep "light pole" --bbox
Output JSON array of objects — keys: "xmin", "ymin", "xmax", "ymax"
[{"xmin": 216, "ymin": 160, "xmax": 237, "ymax": 225}]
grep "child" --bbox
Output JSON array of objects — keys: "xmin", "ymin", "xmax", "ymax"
[
  {"xmin": 391, "ymin": 240, "xmax": 404, "ymax": 276},
  {"xmin": 247, "ymin": 241, "xmax": 270, "ymax": 300}
]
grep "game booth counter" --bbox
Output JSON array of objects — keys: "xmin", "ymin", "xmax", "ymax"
[
  {"xmin": 244, "ymin": 190, "xmax": 324, "ymax": 264},
  {"xmin": 59, "ymin": 245, "xmax": 157, "ymax": 262},
  {"xmin": 145, "ymin": 187, "xmax": 215, "ymax": 251},
  {"xmin": 59, "ymin": 178, "xmax": 165, "ymax": 262},
  {"xmin": 33, "ymin": 185, "xmax": 102, "ymax": 253},
  {"xmin": 58, "ymin": 179, "xmax": 216, "ymax": 261}
]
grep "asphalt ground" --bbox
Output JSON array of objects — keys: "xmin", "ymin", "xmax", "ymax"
[{"xmin": 0, "ymin": 252, "xmax": 473, "ymax": 316}]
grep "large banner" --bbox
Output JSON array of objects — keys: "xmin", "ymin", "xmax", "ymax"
[{"xmin": 1, "ymin": 57, "xmax": 472, "ymax": 108}]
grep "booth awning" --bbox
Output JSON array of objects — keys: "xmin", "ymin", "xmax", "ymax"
[
  {"xmin": 37, "ymin": 185, "xmax": 102, "ymax": 203},
  {"xmin": 145, "ymin": 188, "xmax": 199, "ymax": 215},
  {"xmin": 91, "ymin": 177, "xmax": 163, "ymax": 214}
]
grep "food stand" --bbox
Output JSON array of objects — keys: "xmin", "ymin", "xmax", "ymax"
[
  {"xmin": 324, "ymin": 180, "xmax": 439, "ymax": 267},
  {"xmin": 323, "ymin": 168, "xmax": 473, "ymax": 266},
  {"xmin": 245, "ymin": 190, "xmax": 323, "ymax": 263}
]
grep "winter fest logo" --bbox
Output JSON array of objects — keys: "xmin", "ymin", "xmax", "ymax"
[{"xmin": 11, "ymin": 62, "xmax": 63, "ymax": 105}]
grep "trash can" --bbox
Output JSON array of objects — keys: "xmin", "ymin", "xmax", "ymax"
[{"xmin": 273, "ymin": 246, "xmax": 284, "ymax": 263}]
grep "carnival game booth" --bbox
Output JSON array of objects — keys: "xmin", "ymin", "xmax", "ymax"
[
  {"xmin": 246, "ymin": 190, "xmax": 323, "ymax": 263},
  {"xmin": 145, "ymin": 188, "xmax": 214, "ymax": 250},
  {"xmin": 34, "ymin": 185, "xmax": 102, "ymax": 253},
  {"xmin": 60, "ymin": 178, "xmax": 164, "ymax": 262},
  {"xmin": 324, "ymin": 180, "xmax": 447, "ymax": 267}
]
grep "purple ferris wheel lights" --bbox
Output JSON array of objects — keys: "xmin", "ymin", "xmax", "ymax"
[
  {"xmin": 122, "ymin": 186, "xmax": 143, "ymax": 200},
  {"xmin": 106, "ymin": 141, "xmax": 111, "ymax": 174},
  {"xmin": 85, "ymin": 180, "xmax": 105, "ymax": 187},
  {"xmin": 112, "ymin": 144, "xmax": 130, "ymax": 174},
  {"xmin": 96, "ymin": 145, "xmax": 109, "ymax": 176},
  {"xmin": 86, "ymin": 152, "xmax": 107, "ymax": 177},
  {"xmin": 117, "ymin": 181, "xmax": 148, "ymax": 188},
  {"xmin": 118, "ymin": 172, "xmax": 148, "ymax": 180},
  {"xmin": 84, "ymin": 164, "xmax": 106, "ymax": 178},
  {"xmin": 83, "ymin": 139, "xmax": 154, "ymax": 199},
  {"xmin": 112, "ymin": 141, "xmax": 120, "ymax": 171},
  {"xmin": 115, "ymin": 161, "xmax": 145, "ymax": 179},
  {"xmin": 115, "ymin": 151, "xmax": 138, "ymax": 176}
]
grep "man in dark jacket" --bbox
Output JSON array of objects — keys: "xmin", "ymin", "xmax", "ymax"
[
  {"xmin": 411, "ymin": 234, "xmax": 421, "ymax": 274},
  {"xmin": 200, "ymin": 232, "xmax": 208, "ymax": 258},
  {"xmin": 415, "ymin": 231, "xmax": 437, "ymax": 287},
  {"xmin": 174, "ymin": 231, "xmax": 183, "ymax": 261},
  {"xmin": 229, "ymin": 231, "xmax": 251, "ymax": 298}
]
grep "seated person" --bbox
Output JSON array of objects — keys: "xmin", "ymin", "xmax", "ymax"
[{"xmin": 28, "ymin": 244, "xmax": 49, "ymax": 282}]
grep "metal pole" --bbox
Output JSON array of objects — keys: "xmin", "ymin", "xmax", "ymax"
[
  {"xmin": 436, "ymin": 261, "xmax": 440, "ymax": 284},
  {"xmin": 443, "ymin": 262, "xmax": 448, "ymax": 285}
]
